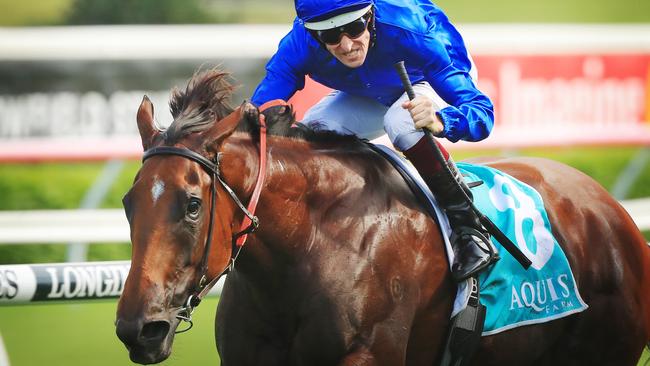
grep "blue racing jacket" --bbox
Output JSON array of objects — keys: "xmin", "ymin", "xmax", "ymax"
[{"xmin": 251, "ymin": 0, "xmax": 494, "ymax": 142}]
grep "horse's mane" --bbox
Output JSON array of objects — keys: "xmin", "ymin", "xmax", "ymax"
[
  {"xmin": 250, "ymin": 105, "xmax": 362, "ymax": 146},
  {"xmin": 165, "ymin": 68, "xmax": 235, "ymax": 144},
  {"xmin": 165, "ymin": 68, "xmax": 363, "ymax": 148}
]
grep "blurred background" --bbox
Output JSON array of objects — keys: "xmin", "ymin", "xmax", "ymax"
[{"xmin": 0, "ymin": 0, "xmax": 649, "ymax": 365}]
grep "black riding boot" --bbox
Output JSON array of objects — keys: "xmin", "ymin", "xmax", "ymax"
[
  {"xmin": 404, "ymin": 136, "xmax": 499, "ymax": 282},
  {"xmin": 432, "ymin": 161, "xmax": 499, "ymax": 281}
]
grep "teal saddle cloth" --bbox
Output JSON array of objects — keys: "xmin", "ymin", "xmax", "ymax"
[
  {"xmin": 373, "ymin": 145, "xmax": 588, "ymax": 335},
  {"xmin": 458, "ymin": 162, "xmax": 588, "ymax": 335}
]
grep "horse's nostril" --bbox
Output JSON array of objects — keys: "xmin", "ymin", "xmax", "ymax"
[{"xmin": 140, "ymin": 320, "xmax": 170, "ymax": 342}]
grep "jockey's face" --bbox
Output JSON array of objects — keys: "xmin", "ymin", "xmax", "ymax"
[{"xmin": 325, "ymin": 29, "xmax": 370, "ymax": 68}]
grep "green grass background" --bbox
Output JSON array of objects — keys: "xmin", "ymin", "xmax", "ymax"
[
  {"xmin": 0, "ymin": 298, "xmax": 648, "ymax": 365},
  {"xmin": 0, "ymin": 299, "xmax": 221, "ymax": 366},
  {"xmin": 1, "ymin": 0, "xmax": 650, "ymax": 26}
]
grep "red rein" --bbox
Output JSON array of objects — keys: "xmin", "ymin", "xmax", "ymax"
[{"xmin": 234, "ymin": 99, "xmax": 288, "ymax": 247}]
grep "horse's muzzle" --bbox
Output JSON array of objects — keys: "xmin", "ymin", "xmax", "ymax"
[{"xmin": 115, "ymin": 318, "xmax": 173, "ymax": 364}]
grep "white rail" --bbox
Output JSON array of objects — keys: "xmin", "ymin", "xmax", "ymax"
[
  {"xmin": 619, "ymin": 198, "xmax": 650, "ymax": 231},
  {"xmin": 0, "ymin": 209, "xmax": 128, "ymax": 243},
  {"xmin": 0, "ymin": 198, "xmax": 648, "ymax": 245},
  {"xmin": 1, "ymin": 24, "xmax": 650, "ymax": 61}
]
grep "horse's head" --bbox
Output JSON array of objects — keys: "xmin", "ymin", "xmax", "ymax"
[{"xmin": 115, "ymin": 70, "xmax": 260, "ymax": 364}]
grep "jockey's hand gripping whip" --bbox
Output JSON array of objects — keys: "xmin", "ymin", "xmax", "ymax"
[{"xmin": 393, "ymin": 61, "xmax": 532, "ymax": 270}]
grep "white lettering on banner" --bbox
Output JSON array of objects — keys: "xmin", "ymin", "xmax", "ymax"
[
  {"xmin": 495, "ymin": 57, "xmax": 645, "ymax": 127},
  {"xmin": 0, "ymin": 270, "xmax": 18, "ymax": 299},
  {"xmin": 46, "ymin": 265, "xmax": 129, "ymax": 299},
  {"xmin": 488, "ymin": 174, "xmax": 554, "ymax": 270},
  {"xmin": 510, "ymin": 274, "xmax": 572, "ymax": 313},
  {"xmin": 0, "ymin": 91, "xmax": 171, "ymax": 138}
]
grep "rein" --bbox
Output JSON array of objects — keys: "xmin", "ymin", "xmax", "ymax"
[{"xmin": 140, "ymin": 102, "xmax": 279, "ymax": 333}]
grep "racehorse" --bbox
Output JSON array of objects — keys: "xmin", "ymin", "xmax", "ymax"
[{"xmin": 115, "ymin": 69, "xmax": 650, "ymax": 365}]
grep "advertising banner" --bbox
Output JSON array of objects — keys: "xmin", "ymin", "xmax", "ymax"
[{"xmin": 1, "ymin": 26, "xmax": 649, "ymax": 160}]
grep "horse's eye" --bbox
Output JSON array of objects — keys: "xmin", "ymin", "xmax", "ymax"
[{"xmin": 187, "ymin": 198, "xmax": 201, "ymax": 219}]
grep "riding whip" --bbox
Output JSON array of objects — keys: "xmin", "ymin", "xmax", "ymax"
[{"xmin": 393, "ymin": 61, "xmax": 532, "ymax": 269}]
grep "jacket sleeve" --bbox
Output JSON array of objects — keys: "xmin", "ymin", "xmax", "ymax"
[
  {"xmin": 251, "ymin": 24, "xmax": 312, "ymax": 106},
  {"xmin": 403, "ymin": 32, "xmax": 494, "ymax": 143}
]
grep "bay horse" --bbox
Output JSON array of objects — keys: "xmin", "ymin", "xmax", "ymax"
[{"xmin": 115, "ymin": 69, "xmax": 650, "ymax": 365}]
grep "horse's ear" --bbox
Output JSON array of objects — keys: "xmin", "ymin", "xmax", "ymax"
[
  {"xmin": 204, "ymin": 102, "xmax": 258, "ymax": 148},
  {"xmin": 242, "ymin": 102, "xmax": 260, "ymax": 126},
  {"xmin": 136, "ymin": 95, "xmax": 160, "ymax": 151},
  {"xmin": 203, "ymin": 104, "xmax": 243, "ymax": 153}
]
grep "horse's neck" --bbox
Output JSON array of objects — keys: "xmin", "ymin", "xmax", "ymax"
[
  {"xmin": 221, "ymin": 134, "xmax": 350, "ymax": 251},
  {"xmin": 219, "ymin": 135, "xmax": 329, "ymax": 297},
  {"xmin": 220, "ymin": 134, "xmax": 443, "ymax": 295}
]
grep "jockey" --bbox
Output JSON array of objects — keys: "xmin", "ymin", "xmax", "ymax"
[{"xmin": 251, "ymin": 0, "xmax": 498, "ymax": 281}]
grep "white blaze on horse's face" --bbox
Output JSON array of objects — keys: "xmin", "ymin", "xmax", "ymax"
[{"xmin": 151, "ymin": 177, "xmax": 165, "ymax": 205}]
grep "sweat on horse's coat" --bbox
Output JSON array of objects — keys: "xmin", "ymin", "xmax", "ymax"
[{"xmin": 116, "ymin": 68, "xmax": 650, "ymax": 366}]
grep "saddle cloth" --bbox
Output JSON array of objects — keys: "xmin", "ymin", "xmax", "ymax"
[{"xmin": 372, "ymin": 145, "xmax": 588, "ymax": 336}]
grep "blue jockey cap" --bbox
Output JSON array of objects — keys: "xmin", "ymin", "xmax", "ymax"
[{"xmin": 295, "ymin": 0, "xmax": 374, "ymax": 30}]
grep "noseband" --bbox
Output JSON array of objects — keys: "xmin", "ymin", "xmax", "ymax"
[{"xmin": 141, "ymin": 107, "xmax": 270, "ymax": 333}]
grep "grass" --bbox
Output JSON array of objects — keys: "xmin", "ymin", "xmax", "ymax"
[
  {"xmin": 0, "ymin": 163, "xmax": 100, "ymax": 211},
  {"xmin": 0, "ymin": 162, "xmax": 137, "ymax": 264},
  {"xmin": 0, "ymin": 0, "xmax": 72, "ymax": 26},
  {"xmin": 1, "ymin": 0, "xmax": 650, "ymax": 26},
  {"xmin": 0, "ymin": 298, "xmax": 221, "ymax": 366},
  {"xmin": 0, "ymin": 298, "xmax": 648, "ymax": 365},
  {"xmin": 436, "ymin": 0, "xmax": 650, "ymax": 23},
  {"xmin": 456, "ymin": 146, "xmax": 650, "ymax": 197}
]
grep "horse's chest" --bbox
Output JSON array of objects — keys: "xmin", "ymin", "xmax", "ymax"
[{"xmin": 219, "ymin": 283, "xmax": 365, "ymax": 365}]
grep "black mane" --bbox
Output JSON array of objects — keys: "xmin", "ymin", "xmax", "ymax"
[{"xmin": 246, "ymin": 104, "xmax": 362, "ymax": 146}]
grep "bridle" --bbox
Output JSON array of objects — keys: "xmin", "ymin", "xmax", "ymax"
[{"xmin": 140, "ymin": 102, "xmax": 277, "ymax": 333}]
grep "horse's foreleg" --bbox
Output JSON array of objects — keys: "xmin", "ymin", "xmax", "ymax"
[
  {"xmin": 337, "ymin": 347, "xmax": 378, "ymax": 366},
  {"xmin": 336, "ymin": 332, "xmax": 410, "ymax": 366}
]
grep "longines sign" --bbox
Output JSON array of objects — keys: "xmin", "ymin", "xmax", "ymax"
[{"xmin": 0, "ymin": 261, "xmax": 130, "ymax": 304}]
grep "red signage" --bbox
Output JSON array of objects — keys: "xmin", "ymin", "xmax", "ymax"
[{"xmin": 475, "ymin": 54, "xmax": 650, "ymax": 130}]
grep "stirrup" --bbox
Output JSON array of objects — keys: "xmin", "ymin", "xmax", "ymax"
[{"xmin": 450, "ymin": 227, "xmax": 499, "ymax": 282}]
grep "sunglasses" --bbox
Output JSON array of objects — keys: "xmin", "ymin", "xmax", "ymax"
[{"xmin": 312, "ymin": 11, "xmax": 372, "ymax": 45}]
